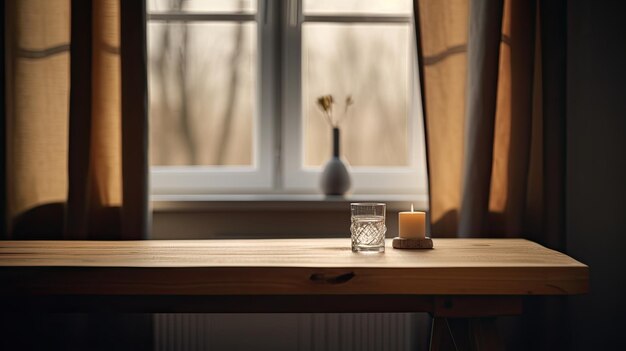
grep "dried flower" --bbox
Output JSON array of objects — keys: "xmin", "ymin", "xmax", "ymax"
[
  {"xmin": 316, "ymin": 94, "xmax": 354, "ymax": 128},
  {"xmin": 345, "ymin": 95, "xmax": 354, "ymax": 108},
  {"xmin": 317, "ymin": 95, "xmax": 334, "ymax": 113}
]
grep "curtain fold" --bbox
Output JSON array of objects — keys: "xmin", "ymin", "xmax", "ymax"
[
  {"xmin": 414, "ymin": 0, "xmax": 469, "ymax": 237},
  {"xmin": 458, "ymin": 0, "xmax": 504, "ymax": 236},
  {"xmin": 1, "ymin": 0, "xmax": 6, "ymax": 237},
  {"xmin": 4, "ymin": 0, "xmax": 148, "ymax": 240},
  {"xmin": 120, "ymin": 0, "xmax": 149, "ymax": 240}
]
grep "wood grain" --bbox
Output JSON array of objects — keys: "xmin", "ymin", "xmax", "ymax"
[{"xmin": 0, "ymin": 238, "xmax": 588, "ymax": 296}]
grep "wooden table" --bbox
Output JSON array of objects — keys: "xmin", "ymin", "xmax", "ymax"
[{"xmin": 0, "ymin": 238, "xmax": 587, "ymax": 350}]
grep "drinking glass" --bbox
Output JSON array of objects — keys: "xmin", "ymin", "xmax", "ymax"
[{"xmin": 350, "ymin": 203, "xmax": 386, "ymax": 253}]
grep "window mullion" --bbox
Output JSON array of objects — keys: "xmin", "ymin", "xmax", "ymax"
[
  {"xmin": 281, "ymin": 0, "xmax": 304, "ymax": 191},
  {"xmin": 148, "ymin": 13, "xmax": 256, "ymax": 22},
  {"xmin": 257, "ymin": 0, "xmax": 278, "ymax": 190},
  {"xmin": 303, "ymin": 14, "xmax": 411, "ymax": 24}
]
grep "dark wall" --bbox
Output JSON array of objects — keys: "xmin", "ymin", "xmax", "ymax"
[{"xmin": 566, "ymin": 1, "xmax": 626, "ymax": 349}]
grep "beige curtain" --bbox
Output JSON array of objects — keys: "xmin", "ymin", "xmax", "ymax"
[
  {"xmin": 415, "ymin": 0, "xmax": 565, "ymax": 249},
  {"xmin": 4, "ymin": 0, "xmax": 148, "ymax": 240}
]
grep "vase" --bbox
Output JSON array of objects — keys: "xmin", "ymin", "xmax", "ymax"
[{"xmin": 320, "ymin": 127, "xmax": 351, "ymax": 196}]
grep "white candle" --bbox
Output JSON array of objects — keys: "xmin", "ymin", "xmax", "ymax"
[{"xmin": 398, "ymin": 204, "xmax": 426, "ymax": 239}]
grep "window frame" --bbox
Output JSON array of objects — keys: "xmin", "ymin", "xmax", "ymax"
[
  {"xmin": 148, "ymin": 0, "xmax": 428, "ymax": 197},
  {"xmin": 281, "ymin": 0, "xmax": 427, "ymax": 195},
  {"xmin": 147, "ymin": 3, "xmax": 276, "ymax": 195}
]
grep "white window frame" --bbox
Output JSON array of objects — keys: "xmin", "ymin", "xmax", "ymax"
[
  {"xmin": 148, "ymin": 3, "xmax": 276, "ymax": 195},
  {"xmin": 148, "ymin": 0, "xmax": 427, "ymax": 197},
  {"xmin": 282, "ymin": 0, "xmax": 427, "ymax": 195}
]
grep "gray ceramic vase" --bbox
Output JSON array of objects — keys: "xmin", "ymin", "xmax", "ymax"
[{"xmin": 320, "ymin": 128, "xmax": 351, "ymax": 196}]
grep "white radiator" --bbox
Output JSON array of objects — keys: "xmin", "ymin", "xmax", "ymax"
[{"xmin": 154, "ymin": 313, "xmax": 415, "ymax": 351}]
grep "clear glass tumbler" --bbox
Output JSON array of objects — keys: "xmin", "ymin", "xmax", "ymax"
[{"xmin": 350, "ymin": 203, "xmax": 387, "ymax": 253}]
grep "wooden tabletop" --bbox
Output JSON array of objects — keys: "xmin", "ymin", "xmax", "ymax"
[{"xmin": 0, "ymin": 238, "xmax": 588, "ymax": 296}]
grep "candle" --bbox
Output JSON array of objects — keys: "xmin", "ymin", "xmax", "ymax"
[{"xmin": 398, "ymin": 204, "xmax": 426, "ymax": 239}]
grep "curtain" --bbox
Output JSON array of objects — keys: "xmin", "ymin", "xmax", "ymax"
[
  {"xmin": 415, "ymin": 0, "xmax": 566, "ymax": 245},
  {"xmin": 414, "ymin": 0, "xmax": 567, "ymax": 349},
  {"xmin": 3, "ymin": 0, "xmax": 148, "ymax": 240}
]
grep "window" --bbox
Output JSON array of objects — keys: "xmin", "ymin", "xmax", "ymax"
[{"xmin": 148, "ymin": 0, "xmax": 427, "ymax": 196}]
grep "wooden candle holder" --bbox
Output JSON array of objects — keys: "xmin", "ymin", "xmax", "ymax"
[{"xmin": 392, "ymin": 237, "xmax": 434, "ymax": 249}]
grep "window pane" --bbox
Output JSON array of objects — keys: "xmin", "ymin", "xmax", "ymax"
[
  {"xmin": 304, "ymin": 0, "xmax": 411, "ymax": 15},
  {"xmin": 148, "ymin": 22, "xmax": 256, "ymax": 166},
  {"xmin": 148, "ymin": 0, "xmax": 256, "ymax": 13},
  {"xmin": 302, "ymin": 23, "xmax": 410, "ymax": 167}
]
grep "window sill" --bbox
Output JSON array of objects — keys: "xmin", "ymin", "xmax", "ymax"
[
  {"xmin": 151, "ymin": 194, "xmax": 429, "ymax": 239},
  {"xmin": 151, "ymin": 193, "xmax": 428, "ymax": 212}
]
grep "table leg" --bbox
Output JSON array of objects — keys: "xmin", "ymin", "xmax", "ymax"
[
  {"xmin": 429, "ymin": 317, "xmax": 503, "ymax": 351},
  {"xmin": 429, "ymin": 317, "xmax": 448, "ymax": 351},
  {"xmin": 468, "ymin": 318, "xmax": 502, "ymax": 351}
]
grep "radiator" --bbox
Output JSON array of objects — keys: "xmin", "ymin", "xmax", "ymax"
[{"xmin": 154, "ymin": 313, "xmax": 415, "ymax": 351}]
